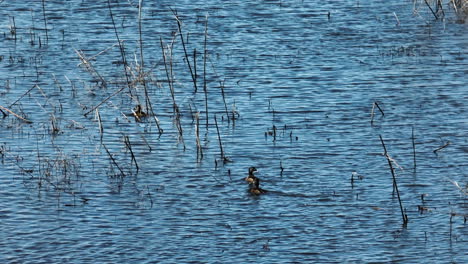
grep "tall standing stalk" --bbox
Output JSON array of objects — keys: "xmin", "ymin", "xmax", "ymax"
[
  {"xmin": 412, "ymin": 126, "xmax": 416, "ymax": 172},
  {"xmin": 195, "ymin": 112, "xmax": 203, "ymax": 161},
  {"xmin": 203, "ymin": 15, "xmax": 209, "ymax": 129},
  {"xmin": 137, "ymin": 0, "xmax": 163, "ymax": 134},
  {"xmin": 160, "ymin": 37, "xmax": 178, "ymax": 113},
  {"xmin": 107, "ymin": 0, "xmax": 133, "ymax": 96},
  {"xmin": 41, "ymin": 0, "xmax": 48, "ymax": 44},
  {"xmin": 172, "ymin": 9, "xmax": 198, "ymax": 93}
]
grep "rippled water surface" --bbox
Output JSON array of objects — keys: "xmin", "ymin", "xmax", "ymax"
[{"xmin": 1, "ymin": 0, "xmax": 467, "ymax": 263}]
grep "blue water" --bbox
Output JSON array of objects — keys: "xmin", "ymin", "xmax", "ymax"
[{"xmin": 0, "ymin": 0, "xmax": 467, "ymax": 263}]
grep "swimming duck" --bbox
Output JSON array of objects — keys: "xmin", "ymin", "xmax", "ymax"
[
  {"xmin": 245, "ymin": 167, "xmax": 257, "ymax": 184},
  {"xmin": 249, "ymin": 177, "xmax": 267, "ymax": 195},
  {"xmin": 133, "ymin": 105, "xmax": 147, "ymax": 119}
]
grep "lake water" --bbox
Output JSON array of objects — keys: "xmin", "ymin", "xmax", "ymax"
[{"xmin": 1, "ymin": 0, "xmax": 467, "ymax": 263}]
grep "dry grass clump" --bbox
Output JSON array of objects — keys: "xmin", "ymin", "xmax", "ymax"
[
  {"xmin": 450, "ymin": 0, "xmax": 468, "ymax": 21},
  {"xmin": 414, "ymin": 0, "xmax": 468, "ymax": 21}
]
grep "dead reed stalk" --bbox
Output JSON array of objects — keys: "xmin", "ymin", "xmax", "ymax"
[
  {"xmin": 50, "ymin": 113, "xmax": 60, "ymax": 135},
  {"xmin": 124, "ymin": 135, "xmax": 139, "ymax": 173},
  {"xmin": 146, "ymin": 185, "xmax": 153, "ymax": 208},
  {"xmin": 9, "ymin": 15, "xmax": 16, "ymax": 36},
  {"xmin": 424, "ymin": 0, "xmax": 440, "ymax": 19},
  {"xmin": 83, "ymin": 86, "xmax": 127, "ymax": 117},
  {"xmin": 203, "ymin": 14, "xmax": 209, "ymax": 129},
  {"xmin": 95, "ymin": 108, "xmax": 103, "ymax": 137},
  {"xmin": 379, "ymin": 135, "xmax": 408, "ymax": 225},
  {"xmin": 214, "ymin": 114, "xmax": 225, "ymax": 161},
  {"xmin": 172, "ymin": 9, "xmax": 198, "ymax": 93},
  {"xmin": 411, "ymin": 126, "xmax": 416, "ymax": 171},
  {"xmin": 0, "ymin": 105, "xmax": 33, "ymax": 123},
  {"xmin": 107, "ymin": 0, "xmax": 133, "ymax": 95},
  {"xmin": 160, "ymin": 37, "xmax": 177, "ymax": 112},
  {"xmin": 136, "ymin": 1, "xmax": 162, "ymax": 134},
  {"xmin": 433, "ymin": 141, "xmax": 450, "ymax": 154},
  {"xmin": 195, "ymin": 112, "xmax": 203, "ymax": 161},
  {"xmin": 450, "ymin": 0, "xmax": 468, "ymax": 21},
  {"xmin": 219, "ymin": 79, "xmax": 230, "ymax": 121},
  {"xmin": 41, "ymin": 0, "xmax": 48, "ymax": 44},
  {"xmin": 75, "ymin": 49, "xmax": 107, "ymax": 88},
  {"xmin": 370, "ymin": 101, "xmax": 384, "ymax": 125},
  {"xmin": 102, "ymin": 143, "xmax": 126, "ymax": 177}
]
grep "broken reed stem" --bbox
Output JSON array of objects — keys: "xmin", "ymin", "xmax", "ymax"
[
  {"xmin": 140, "ymin": 134, "xmax": 152, "ymax": 151},
  {"xmin": 379, "ymin": 135, "xmax": 408, "ymax": 225},
  {"xmin": 75, "ymin": 49, "xmax": 107, "ymax": 88},
  {"xmin": 137, "ymin": 0, "xmax": 163, "ymax": 134},
  {"xmin": 433, "ymin": 141, "xmax": 450, "ymax": 154},
  {"xmin": 50, "ymin": 113, "xmax": 59, "ymax": 134},
  {"xmin": 124, "ymin": 135, "xmax": 139, "ymax": 173},
  {"xmin": 0, "ymin": 105, "xmax": 33, "ymax": 123},
  {"xmin": 10, "ymin": 16, "xmax": 17, "ymax": 41},
  {"xmin": 375, "ymin": 102, "xmax": 384, "ymax": 116},
  {"xmin": 41, "ymin": 0, "xmax": 48, "ymax": 44},
  {"xmin": 175, "ymin": 107, "xmax": 185, "ymax": 150},
  {"xmin": 214, "ymin": 114, "xmax": 224, "ymax": 160},
  {"xmin": 393, "ymin": 12, "xmax": 401, "ymax": 26},
  {"xmin": 172, "ymin": 9, "xmax": 198, "ymax": 93},
  {"xmin": 370, "ymin": 101, "xmax": 384, "ymax": 125},
  {"xmin": 220, "ymin": 80, "xmax": 229, "ymax": 122},
  {"xmin": 145, "ymin": 97, "xmax": 163, "ymax": 134},
  {"xmin": 207, "ymin": 57, "xmax": 229, "ymax": 121},
  {"xmin": 412, "ymin": 126, "xmax": 416, "ymax": 171},
  {"xmin": 137, "ymin": 0, "xmax": 145, "ymax": 81},
  {"xmin": 107, "ymin": 0, "xmax": 133, "ymax": 95},
  {"xmin": 9, "ymin": 84, "xmax": 36, "ymax": 108},
  {"xmin": 160, "ymin": 35, "xmax": 184, "ymax": 147},
  {"xmin": 203, "ymin": 15, "xmax": 209, "ymax": 129},
  {"xmin": 102, "ymin": 143, "xmax": 126, "ymax": 177},
  {"xmin": 160, "ymin": 37, "xmax": 177, "ymax": 112},
  {"xmin": 95, "ymin": 108, "xmax": 103, "ymax": 137},
  {"xmin": 424, "ymin": 0, "xmax": 439, "ymax": 19},
  {"xmin": 434, "ymin": 0, "xmax": 445, "ymax": 17},
  {"xmin": 83, "ymin": 85, "xmax": 126, "ymax": 117},
  {"xmin": 193, "ymin": 48, "xmax": 197, "ymax": 83},
  {"xmin": 146, "ymin": 185, "xmax": 153, "ymax": 208},
  {"xmin": 273, "ymin": 125, "xmax": 277, "ymax": 141},
  {"xmin": 195, "ymin": 112, "xmax": 203, "ymax": 161}
]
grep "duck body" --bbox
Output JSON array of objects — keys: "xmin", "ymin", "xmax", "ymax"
[
  {"xmin": 244, "ymin": 166, "xmax": 257, "ymax": 183},
  {"xmin": 133, "ymin": 105, "xmax": 147, "ymax": 119},
  {"xmin": 249, "ymin": 177, "xmax": 267, "ymax": 195}
]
